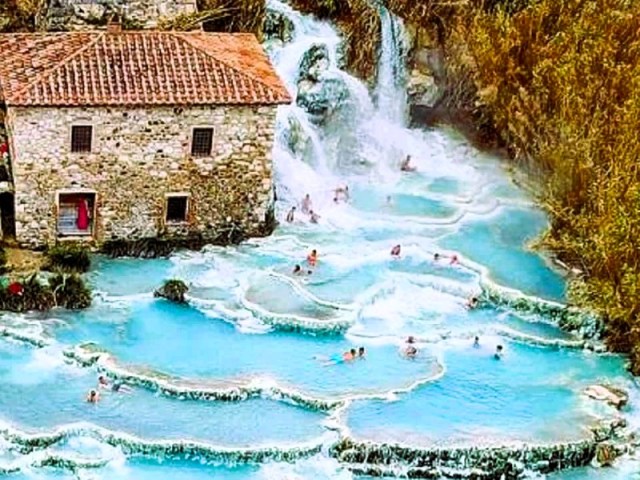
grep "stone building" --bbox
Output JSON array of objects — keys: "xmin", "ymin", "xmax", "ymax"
[{"xmin": 0, "ymin": 27, "xmax": 291, "ymax": 249}]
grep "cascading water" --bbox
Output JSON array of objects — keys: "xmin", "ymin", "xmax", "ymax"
[
  {"xmin": 0, "ymin": 1, "xmax": 638, "ymax": 480},
  {"xmin": 374, "ymin": 4, "xmax": 409, "ymax": 125}
]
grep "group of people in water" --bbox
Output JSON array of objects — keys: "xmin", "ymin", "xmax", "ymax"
[
  {"xmin": 324, "ymin": 334, "xmax": 503, "ymax": 367},
  {"xmin": 286, "ymin": 185, "xmax": 350, "ymax": 226},
  {"xmin": 285, "ymin": 153, "xmax": 418, "ymax": 226},
  {"xmin": 86, "ymin": 375, "xmax": 131, "ymax": 403}
]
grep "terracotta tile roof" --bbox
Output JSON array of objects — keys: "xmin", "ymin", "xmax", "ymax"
[{"xmin": 0, "ymin": 31, "xmax": 291, "ymax": 107}]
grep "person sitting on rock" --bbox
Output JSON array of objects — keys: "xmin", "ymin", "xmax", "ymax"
[
  {"xmin": 286, "ymin": 206, "xmax": 296, "ymax": 223},
  {"xmin": 401, "ymin": 155, "xmax": 417, "ymax": 172}
]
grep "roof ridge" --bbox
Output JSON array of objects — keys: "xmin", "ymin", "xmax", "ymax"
[
  {"xmin": 169, "ymin": 31, "xmax": 287, "ymax": 100},
  {"xmin": 11, "ymin": 32, "xmax": 106, "ymax": 104}
]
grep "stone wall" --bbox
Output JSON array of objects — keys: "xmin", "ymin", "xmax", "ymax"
[
  {"xmin": 44, "ymin": 0, "xmax": 198, "ymax": 31},
  {"xmin": 6, "ymin": 105, "xmax": 278, "ymax": 248}
]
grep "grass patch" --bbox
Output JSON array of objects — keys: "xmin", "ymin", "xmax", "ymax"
[{"xmin": 44, "ymin": 245, "xmax": 91, "ymax": 274}]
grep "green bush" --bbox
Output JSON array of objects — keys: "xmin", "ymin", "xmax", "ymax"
[
  {"xmin": 154, "ymin": 279, "xmax": 189, "ymax": 304},
  {"xmin": 49, "ymin": 274, "xmax": 92, "ymax": 310},
  {"xmin": 0, "ymin": 274, "xmax": 55, "ymax": 312},
  {"xmin": 45, "ymin": 245, "xmax": 91, "ymax": 273}
]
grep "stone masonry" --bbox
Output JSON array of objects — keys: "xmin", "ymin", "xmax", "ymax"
[
  {"xmin": 44, "ymin": 0, "xmax": 198, "ymax": 30},
  {"xmin": 7, "ymin": 105, "xmax": 278, "ymax": 248}
]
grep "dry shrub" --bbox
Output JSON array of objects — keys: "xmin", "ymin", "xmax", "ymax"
[
  {"xmin": 289, "ymin": 0, "xmax": 381, "ymax": 81},
  {"xmin": 449, "ymin": 0, "xmax": 640, "ymax": 369},
  {"xmin": 197, "ymin": 0, "xmax": 266, "ymax": 39},
  {"xmin": 0, "ymin": 0, "xmax": 47, "ymax": 32}
]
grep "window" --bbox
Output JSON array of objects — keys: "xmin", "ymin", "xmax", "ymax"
[
  {"xmin": 191, "ymin": 128, "xmax": 213, "ymax": 157},
  {"xmin": 71, "ymin": 125, "xmax": 93, "ymax": 153},
  {"xmin": 166, "ymin": 195, "xmax": 188, "ymax": 223},
  {"xmin": 57, "ymin": 192, "xmax": 95, "ymax": 237}
]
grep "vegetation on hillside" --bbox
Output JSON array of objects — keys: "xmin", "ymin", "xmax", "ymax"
[
  {"xmin": 0, "ymin": 0, "xmax": 45, "ymax": 32},
  {"xmin": 289, "ymin": 0, "xmax": 381, "ymax": 81},
  {"xmin": 383, "ymin": 0, "xmax": 640, "ymax": 371}
]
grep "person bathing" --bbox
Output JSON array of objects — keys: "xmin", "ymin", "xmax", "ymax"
[
  {"xmin": 391, "ymin": 244, "xmax": 401, "ymax": 257},
  {"xmin": 286, "ymin": 206, "xmax": 296, "ymax": 223},
  {"xmin": 301, "ymin": 194, "xmax": 312, "ymax": 214},
  {"xmin": 401, "ymin": 155, "xmax": 417, "ymax": 172},
  {"xmin": 465, "ymin": 296, "xmax": 479, "ymax": 310},
  {"xmin": 402, "ymin": 336, "xmax": 418, "ymax": 358},
  {"xmin": 86, "ymin": 389, "xmax": 100, "ymax": 403},
  {"xmin": 334, "ymin": 185, "xmax": 350, "ymax": 202},
  {"xmin": 307, "ymin": 249, "xmax": 318, "ymax": 267},
  {"xmin": 309, "ymin": 210, "xmax": 320, "ymax": 224},
  {"xmin": 293, "ymin": 264, "xmax": 312, "ymax": 276}
]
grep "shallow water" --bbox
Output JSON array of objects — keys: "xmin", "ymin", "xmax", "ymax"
[{"xmin": 0, "ymin": 1, "xmax": 637, "ymax": 479}]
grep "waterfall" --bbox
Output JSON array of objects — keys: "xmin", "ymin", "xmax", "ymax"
[
  {"xmin": 374, "ymin": 5, "xmax": 408, "ymax": 125},
  {"xmin": 267, "ymin": 0, "xmax": 415, "ymax": 183}
]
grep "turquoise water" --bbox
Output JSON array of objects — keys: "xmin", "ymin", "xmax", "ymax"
[{"xmin": 0, "ymin": 2, "xmax": 637, "ymax": 479}]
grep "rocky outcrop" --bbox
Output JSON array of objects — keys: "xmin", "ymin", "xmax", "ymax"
[
  {"xmin": 44, "ymin": 0, "xmax": 198, "ymax": 31},
  {"xmin": 264, "ymin": 7, "xmax": 295, "ymax": 44},
  {"xmin": 154, "ymin": 279, "xmax": 188, "ymax": 303},
  {"xmin": 402, "ymin": 26, "xmax": 444, "ymax": 126},
  {"xmin": 584, "ymin": 385, "xmax": 629, "ymax": 410},
  {"xmin": 332, "ymin": 438, "xmax": 597, "ymax": 478},
  {"xmin": 295, "ymin": 44, "xmax": 351, "ymax": 125}
]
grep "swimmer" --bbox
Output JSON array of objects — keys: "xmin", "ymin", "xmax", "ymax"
[
  {"xmin": 86, "ymin": 389, "xmax": 100, "ymax": 403},
  {"xmin": 466, "ymin": 296, "xmax": 479, "ymax": 310},
  {"xmin": 286, "ymin": 206, "xmax": 296, "ymax": 223},
  {"xmin": 404, "ymin": 345, "xmax": 418, "ymax": 358},
  {"xmin": 494, "ymin": 344, "xmax": 504, "ymax": 360},
  {"xmin": 98, "ymin": 375, "xmax": 109, "ymax": 389},
  {"xmin": 307, "ymin": 249, "xmax": 318, "ymax": 267},
  {"xmin": 318, "ymin": 348, "xmax": 357, "ymax": 366},
  {"xmin": 98, "ymin": 375, "xmax": 131, "ymax": 393},
  {"xmin": 450, "ymin": 255, "xmax": 459, "ymax": 265},
  {"xmin": 402, "ymin": 336, "xmax": 418, "ymax": 358},
  {"xmin": 333, "ymin": 195, "xmax": 339, "ymax": 203},
  {"xmin": 293, "ymin": 264, "xmax": 313, "ymax": 276},
  {"xmin": 400, "ymin": 155, "xmax": 417, "ymax": 172},
  {"xmin": 301, "ymin": 194, "xmax": 312, "ymax": 214},
  {"xmin": 473, "ymin": 336, "xmax": 480, "ymax": 348},
  {"xmin": 358, "ymin": 347, "xmax": 366, "ymax": 358},
  {"xmin": 309, "ymin": 210, "xmax": 320, "ymax": 224},
  {"xmin": 390, "ymin": 244, "xmax": 401, "ymax": 257},
  {"xmin": 433, "ymin": 253, "xmax": 441, "ymax": 262},
  {"xmin": 386, "ymin": 195, "xmax": 392, "ymax": 205}
]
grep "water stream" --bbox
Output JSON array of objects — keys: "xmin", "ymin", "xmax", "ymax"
[{"xmin": 0, "ymin": 1, "xmax": 638, "ymax": 479}]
